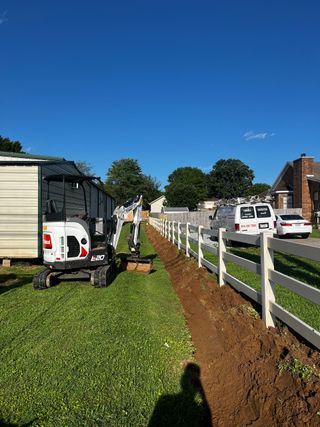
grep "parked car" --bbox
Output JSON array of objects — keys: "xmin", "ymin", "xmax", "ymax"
[
  {"xmin": 275, "ymin": 214, "xmax": 312, "ymax": 238},
  {"xmin": 209, "ymin": 203, "xmax": 276, "ymax": 237}
]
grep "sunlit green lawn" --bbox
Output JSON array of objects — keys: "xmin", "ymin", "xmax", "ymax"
[
  {"xmin": 0, "ymin": 224, "xmax": 194, "ymax": 427},
  {"xmin": 311, "ymin": 227, "xmax": 320, "ymax": 238}
]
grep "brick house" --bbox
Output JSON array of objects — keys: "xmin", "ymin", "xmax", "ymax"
[{"xmin": 271, "ymin": 154, "xmax": 320, "ymax": 222}]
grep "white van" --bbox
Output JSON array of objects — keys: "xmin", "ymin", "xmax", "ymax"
[{"xmin": 209, "ymin": 203, "xmax": 276, "ymax": 236}]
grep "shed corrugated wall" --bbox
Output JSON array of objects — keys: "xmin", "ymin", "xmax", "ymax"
[{"xmin": 0, "ymin": 165, "xmax": 39, "ymax": 258}]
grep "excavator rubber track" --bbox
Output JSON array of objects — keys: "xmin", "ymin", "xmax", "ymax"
[
  {"xmin": 33, "ymin": 268, "xmax": 56, "ymax": 290},
  {"xmin": 91, "ymin": 264, "xmax": 115, "ymax": 288}
]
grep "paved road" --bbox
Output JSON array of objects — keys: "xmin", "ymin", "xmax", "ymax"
[
  {"xmin": 190, "ymin": 231, "xmax": 320, "ymax": 248},
  {"xmin": 283, "ymin": 237, "xmax": 320, "ymax": 247},
  {"xmin": 190, "ymin": 231, "xmax": 214, "ymax": 246}
]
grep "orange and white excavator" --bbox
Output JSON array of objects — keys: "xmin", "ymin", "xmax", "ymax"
[{"xmin": 33, "ymin": 174, "xmax": 152, "ymax": 290}]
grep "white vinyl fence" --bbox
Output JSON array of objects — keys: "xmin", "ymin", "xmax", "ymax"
[{"xmin": 149, "ymin": 217, "xmax": 320, "ymax": 350}]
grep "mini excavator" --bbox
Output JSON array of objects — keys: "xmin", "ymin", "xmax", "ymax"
[{"xmin": 33, "ymin": 174, "xmax": 152, "ymax": 290}]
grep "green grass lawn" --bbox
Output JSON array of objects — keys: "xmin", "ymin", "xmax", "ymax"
[
  {"xmin": 0, "ymin": 224, "xmax": 195, "ymax": 427},
  {"xmin": 311, "ymin": 227, "xmax": 320, "ymax": 238}
]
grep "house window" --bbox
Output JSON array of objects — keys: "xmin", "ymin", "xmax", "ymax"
[{"xmin": 314, "ymin": 192, "xmax": 319, "ymax": 201}]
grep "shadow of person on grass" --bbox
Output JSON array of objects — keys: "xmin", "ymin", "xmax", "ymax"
[{"xmin": 148, "ymin": 363, "xmax": 213, "ymax": 427}]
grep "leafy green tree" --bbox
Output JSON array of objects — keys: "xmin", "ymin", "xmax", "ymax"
[
  {"xmin": 138, "ymin": 175, "xmax": 162, "ymax": 207},
  {"xmin": 245, "ymin": 183, "xmax": 271, "ymax": 196},
  {"xmin": 0, "ymin": 135, "xmax": 23, "ymax": 153},
  {"xmin": 105, "ymin": 158, "xmax": 161, "ymax": 207},
  {"xmin": 165, "ymin": 182, "xmax": 200, "ymax": 210},
  {"xmin": 207, "ymin": 159, "xmax": 254, "ymax": 199},
  {"xmin": 165, "ymin": 167, "xmax": 208, "ymax": 209}
]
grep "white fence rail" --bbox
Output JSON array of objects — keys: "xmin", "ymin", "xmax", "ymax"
[{"xmin": 149, "ymin": 216, "xmax": 320, "ymax": 350}]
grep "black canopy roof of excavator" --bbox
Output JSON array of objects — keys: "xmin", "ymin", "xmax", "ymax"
[{"xmin": 44, "ymin": 174, "xmax": 100, "ymax": 183}]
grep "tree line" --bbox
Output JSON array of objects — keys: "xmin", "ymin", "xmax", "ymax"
[
  {"xmin": 105, "ymin": 158, "xmax": 270, "ymax": 209},
  {"xmin": 0, "ymin": 135, "xmax": 23, "ymax": 153},
  {"xmin": 1, "ymin": 135, "xmax": 270, "ymax": 210}
]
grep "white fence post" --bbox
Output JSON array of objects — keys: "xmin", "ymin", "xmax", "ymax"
[
  {"xmin": 177, "ymin": 222, "xmax": 181, "ymax": 250},
  {"xmin": 162, "ymin": 219, "xmax": 165, "ymax": 236},
  {"xmin": 261, "ymin": 232, "xmax": 276, "ymax": 328},
  {"xmin": 186, "ymin": 223, "xmax": 190, "ymax": 257},
  {"xmin": 172, "ymin": 221, "xmax": 175, "ymax": 244},
  {"xmin": 168, "ymin": 222, "xmax": 172, "ymax": 241},
  {"xmin": 165, "ymin": 220, "xmax": 168, "ymax": 239},
  {"xmin": 218, "ymin": 228, "xmax": 226, "ymax": 286},
  {"xmin": 198, "ymin": 225, "xmax": 203, "ymax": 268}
]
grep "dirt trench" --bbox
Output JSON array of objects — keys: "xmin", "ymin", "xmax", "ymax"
[{"xmin": 146, "ymin": 224, "xmax": 320, "ymax": 427}]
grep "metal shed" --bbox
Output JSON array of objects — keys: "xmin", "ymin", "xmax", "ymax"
[{"xmin": 0, "ymin": 152, "xmax": 112, "ymax": 259}]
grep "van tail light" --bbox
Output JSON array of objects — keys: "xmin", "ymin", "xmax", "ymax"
[
  {"xmin": 273, "ymin": 221, "xmax": 277, "ymax": 229},
  {"xmin": 280, "ymin": 222, "xmax": 292, "ymax": 227},
  {"xmin": 304, "ymin": 222, "xmax": 311, "ymax": 226},
  {"xmin": 235, "ymin": 223, "xmax": 240, "ymax": 231},
  {"xmin": 43, "ymin": 233, "xmax": 52, "ymax": 249}
]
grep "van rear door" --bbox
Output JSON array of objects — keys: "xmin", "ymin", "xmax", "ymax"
[
  {"xmin": 238, "ymin": 206, "xmax": 257, "ymax": 233},
  {"xmin": 255, "ymin": 205, "xmax": 273, "ymax": 231}
]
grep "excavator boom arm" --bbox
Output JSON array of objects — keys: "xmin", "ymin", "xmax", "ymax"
[{"xmin": 111, "ymin": 195, "xmax": 143, "ymax": 255}]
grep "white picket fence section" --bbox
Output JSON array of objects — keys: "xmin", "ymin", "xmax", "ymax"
[{"xmin": 149, "ymin": 217, "xmax": 320, "ymax": 350}]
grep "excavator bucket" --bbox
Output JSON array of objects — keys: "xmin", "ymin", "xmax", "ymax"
[{"xmin": 121, "ymin": 256, "xmax": 153, "ymax": 274}]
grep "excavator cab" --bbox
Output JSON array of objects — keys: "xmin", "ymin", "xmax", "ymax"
[
  {"xmin": 43, "ymin": 175, "xmax": 115, "ymax": 265},
  {"xmin": 33, "ymin": 174, "xmax": 152, "ymax": 290},
  {"xmin": 33, "ymin": 174, "xmax": 116, "ymax": 289}
]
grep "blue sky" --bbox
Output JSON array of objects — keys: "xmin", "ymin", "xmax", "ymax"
[{"xmin": 1, "ymin": 1, "xmax": 319, "ymax": 189}]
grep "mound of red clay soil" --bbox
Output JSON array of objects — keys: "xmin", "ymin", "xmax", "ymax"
[{"xmin": 146, "ymin": 224, "xmax": 320, "ymax": 427}]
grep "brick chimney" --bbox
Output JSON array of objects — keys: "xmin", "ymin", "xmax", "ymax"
[{"xmin": 293, "ymin": 154, "xmax": 314, "ymax": 221}]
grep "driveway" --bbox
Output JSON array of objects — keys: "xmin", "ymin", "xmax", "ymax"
[
  {"xmin": 190, "ymin": 230, "xmax": 320, "ymax": 248},
  {"xmin": 284, "ymin": 237, "xmax": 320, "ymax": 247}
]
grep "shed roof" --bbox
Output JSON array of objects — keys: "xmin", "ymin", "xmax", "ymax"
[
  {"xmin": 150, "ymin": 194, "xmax": 166, "ymax": 204},
  {"xmin": 0, "ymin": 151, "xmax": 64, "ymax": 161}
]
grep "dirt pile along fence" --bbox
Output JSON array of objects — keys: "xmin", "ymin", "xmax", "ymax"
[{"xmin": 149, "ymin": 216, "xmax": 320, "ymax": 350}]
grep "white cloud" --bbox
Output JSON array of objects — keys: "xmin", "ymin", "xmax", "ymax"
[
  {"xmin": 0, "ymin": 11, "xmax": 7, "ymax": 25},
  {"xmin": 243, "ymin": 131, "xmax": 275, "ymax": 141}
]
